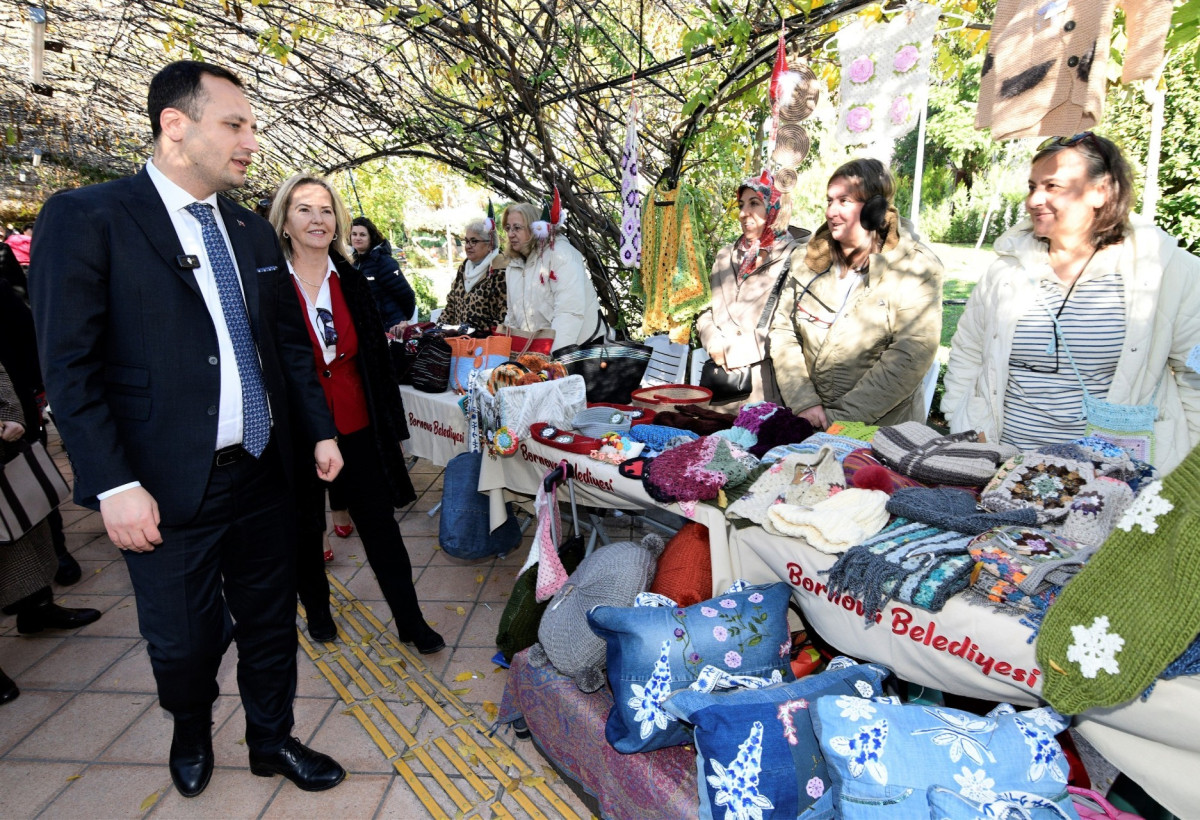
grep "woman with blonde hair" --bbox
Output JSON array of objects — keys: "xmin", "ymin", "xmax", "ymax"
[
  {"xmin": 501, "ymin": 199, "xmax": 601, "ymax": 350},
  {"xmin": 269, "ymin": 173, "xmax": 443, "ymax": 653}
]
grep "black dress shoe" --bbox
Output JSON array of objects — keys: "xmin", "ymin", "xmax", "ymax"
[
  {"xmin": 249, "ymin": 737, "xmax": 345, "ymax": 791},
  {"xmin": 402, "ymin": 627, "xmax": 446, "ymax": 655},
  {"xmin": 54, "ymin": 553, "xmax": 82, "ymax": 586},
  {"xmin": 169, "ymin": 715, "xmax": 214, "ymax": 798},
  {"xmin": 0, "ymin": 668, "xmax": 19, "ymax": 705},
  {"xmin": 16, "ymin": 602, "xmax": 102, "ymax": 634},
  {"xmin": 306, "ymin": 608, "xmax": 337, "ymax": 643}
]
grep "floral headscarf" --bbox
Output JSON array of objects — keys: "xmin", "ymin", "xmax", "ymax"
[{"xmin": 734, "ymin": 169, "xmax": 784, "ymax": 281}]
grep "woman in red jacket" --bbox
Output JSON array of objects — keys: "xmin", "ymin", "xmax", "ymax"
[{"xmin": 269, "ymin": 174, "xmax": 443, "ymax": 654}]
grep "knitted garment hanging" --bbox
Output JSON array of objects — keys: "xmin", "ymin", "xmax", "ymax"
[
  {"xmin": 1036, "ymin": 444, "xmax": 1200, "ymax": 714},
  {"xmin": 834, "ymin": 2, "xmax": 940, "ymax": 150},
  {"xmin": 619, "ymin": 96, "xmax": 641, "ymax": 270},
  {"xmin": 635, "ymin": 185, "xmax": 710, "ymax": 340}
]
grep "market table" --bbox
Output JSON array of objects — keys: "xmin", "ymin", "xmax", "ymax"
[
  {"xmin": 477, "ymin": 439, "xmax": 739, "ymax": 596},
  {"xmin": 398, "ymin": 385, "xmax": 469, "ymax": 467},
  {"xmin": 729, "ymin": 524, "xmax": 1200, "ymax": 817}
]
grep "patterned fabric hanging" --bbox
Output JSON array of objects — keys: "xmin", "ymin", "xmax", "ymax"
[
  {"xmin": 634, "ymin": 185, "xmax": 710, "ymax": 341},
  {"xmin": 834, "ymin": 2, "xmax": 940, "ymax": 150},
  {"xmin": 619, "ymin": 93, "xmax": 642, "ymax": 269}
]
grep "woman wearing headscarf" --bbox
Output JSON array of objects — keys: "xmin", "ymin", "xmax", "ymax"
[
  {"xmin": 270, "ymin": 174, "xmax": 444, "ymax": 654},
  {"xmin": 696, "ymin": 170, "xmax": 804, "ymax": 406},
  {"xmin": 942, "ymin": 133, "xmax": 1200, "ymax": 473},
  {"xmin": 769, "ymin": 158, "xmax": 943, "ymax": 428},
  {"xmin": 441, "ymin": 216, "xmax": 507, "ymax": 328},
  {"xmin": 501, "ymin": 200, "xmax": 602, "ymax": 350},
  {"xmin": 349, "ymin": 216, "xmax": 416, "ymax": 336}
]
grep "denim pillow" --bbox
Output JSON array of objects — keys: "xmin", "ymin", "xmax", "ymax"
[
  {"xmin": 812, "ymin": 698, "xmax": 1078, "ymax": 819},
  {"xmin": 664, "ymin": 659, "xmax": 889, "ymax": 820},
  {"xmin": 587, "ymin": 581, "xmax": 794, "ymax": 754}
]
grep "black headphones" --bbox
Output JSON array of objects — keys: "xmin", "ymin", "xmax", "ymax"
[{"xmin": 860, "ymin": 194, "xmax": 889, "ymax": 233}]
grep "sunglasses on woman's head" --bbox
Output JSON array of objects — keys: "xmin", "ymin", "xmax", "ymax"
[
  {"xmin": 1037, "ymin": 132, "xmax": 1097, "ymax": 152},
  {"xmin": 315, "ymin": 307, "xmax": 338, "ymax": 347}
]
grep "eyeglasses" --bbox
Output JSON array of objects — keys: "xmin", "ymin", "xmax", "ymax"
[
  {"xmin": 258, "ymin": 199, "xmax": 271, "ymax": 209},
  {"xmin": 504, "ymin": 225, "xmax": 527, "ymax": 234},
  {"xmin": 315, "ymin": 307, "xmax": 338, "ymax": 347},
  {"xmin": 463, "ymin": 238, "xmax": 486, "ymax": 246},
  {"xmin": 793, "ymin": 302, "xmax": 833, "ymax": 329}
]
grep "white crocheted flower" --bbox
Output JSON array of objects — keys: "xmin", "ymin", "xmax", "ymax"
[
  {"xmin": 707, "ymin": 721, "xmax": 774, "ymax": 820},
  {"xmin": 954, "ymin": 767, "xmax": 997, "ymax": 802},
  {"xmin": 1116, "ymin": 481, "xmax": 1174, "ymax": 534},
  {"xmin": 1066, "ymin": 616, "xmax": 1124, "ymax": 679},
  {"xmin": 835, "ymin": 694, "xmax": 876, "ymax": 721}
]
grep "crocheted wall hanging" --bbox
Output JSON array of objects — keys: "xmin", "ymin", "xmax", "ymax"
[
  {"xmin": 619, "ymin": 88, "xmax": 641, "ymax": 270},
  {"xmin": 834, "ymin": 2, "xmax": 940, "ymax": 150},
  {"xmin": 635, "ymin": 185, "xmax": 711, "ymax": 340}
]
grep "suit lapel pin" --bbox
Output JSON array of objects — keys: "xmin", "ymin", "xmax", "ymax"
[{"xmin": 237, "ymin": 219, "xmax": 246, "ymax": 227}]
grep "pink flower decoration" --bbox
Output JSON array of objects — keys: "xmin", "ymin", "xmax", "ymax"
[
  {"xmin": 713, "ymin": 626, "xmax": 729, "ymax": 642},
  {"xmin": 719, "ymin": 599, "xmax": 738, "ymax": 609},
  {"xmin": 748, "ymin": 593, "xmax": 764, "ymax": 603},
  {"xmin": 893, "ymin": 44, "xmax": 920, "ymax": 73},
  {"xmin": 701, "ymin": 606, "xmax": 718, "ymax": 617},
  {"xmin": 889, "ymin": 96, "xmax": 911, "ymax": 126},
  {"xmin": 724, "ymin": 650, "xmax": 743, "ymax": 669},
  {"xmin": 807, "ymin": 777, "xmax": 825, "ymax": 799},
  {"xmin": 846, "ymin": 106, "xmax": 872, "ymax": 134},
  {"xmin": 780, "ymin": 639, "xmax": 792, "ymax": 658},
  {"xmin": 848, "ymin": 56, "xmax": 875, "ymax": 84}
]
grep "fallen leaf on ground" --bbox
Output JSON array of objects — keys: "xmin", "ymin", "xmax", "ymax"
[
  {"xmin": 65, "ymin": 774, "xmax": 82, "ymax": 782},
  {"xmin": 139, "ymin": 791, "xmax": 161, "ymax": 811}
]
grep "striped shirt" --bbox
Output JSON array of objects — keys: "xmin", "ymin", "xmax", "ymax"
[{"xmin": 1001, "ymin": 249, "xmax": 1125, "ymax": 451}]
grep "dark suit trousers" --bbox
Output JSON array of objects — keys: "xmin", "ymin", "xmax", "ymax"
[
  {"xmin": 123, "ymin": 441, "xmax": 297, "ymax": 754},
  {"xmin": 296, "ymin": 427, "xmax": 425, "ymax": 638}
]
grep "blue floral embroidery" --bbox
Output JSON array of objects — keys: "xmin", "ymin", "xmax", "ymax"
[
  {"xmin": 706, "ymin": 720, "xmax": 774, "ymax": 820},
  {"xmin": 829, "ymin": 719, "xmax": 889, "ymax": 784},
  {"xmin": 1013, "ymin": 717, "xmax": 1066, "ymax": 783},
  {"xmin": 627, "ymin": 640, "xmax": 677, "ymax": 740},
  {"xmin": 912, "ymin": 707, "xmax": 997, "ymax": 766}
]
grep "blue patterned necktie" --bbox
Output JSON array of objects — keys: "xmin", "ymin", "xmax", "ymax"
[{"xmin": 184, "ymin": 202, "xmax": 270, "ymax": 457}]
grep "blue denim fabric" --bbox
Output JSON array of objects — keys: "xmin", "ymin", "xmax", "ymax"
[
  {"xmin": 664, "ymin": 660, "xmax": 889, "ymax": 820},
  {"xmin": 438, "ymin": 452, "xmax": 521, "ymax": 560},
  {"xmin": 813, "ymin": 698, "xmax": 1078, "ymax": 819},
  {"xmin": 587, "ymin": 581, "xmax": 794, "ymax": 754}
]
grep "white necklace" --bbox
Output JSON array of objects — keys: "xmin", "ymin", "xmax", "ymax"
[{"xmin": 294, "ymin": 270, "xmax": 325, "ymax": 288}]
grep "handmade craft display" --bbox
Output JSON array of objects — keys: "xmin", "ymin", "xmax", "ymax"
[
  {"xmin": 834, "ymin": 2, "xmax": 940, "ymax": 150},
  {"xmin": 619, "ymin": 91, "xmax": 641, "ymax": 269}
]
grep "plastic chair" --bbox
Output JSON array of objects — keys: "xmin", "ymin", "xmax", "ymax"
[
  {"xmin": 640, "ymin": 335, "xmax": 689, "ymax": 387},
  {"xmin": 430, "ymin": 307, "xmax": 444, "ymax": 324},
  {"xmin": 920, "ymin": 359, "xmax": 941, "ymax": 421},
  {"xmin": 688, "ymin": 348, "xmax": 710, "ymax": 385}
]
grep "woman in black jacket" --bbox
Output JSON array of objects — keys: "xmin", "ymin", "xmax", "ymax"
[
  {"xmin": 350, "ymin": 216, "xmax": 415, "ymax": 335},
  {"xmin": 271, "ymin": 175, "xmax": 443, "ymax": 654}
]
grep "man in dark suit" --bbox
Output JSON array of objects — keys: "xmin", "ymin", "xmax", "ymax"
[{"xmin": 31, "ymin": 61, "xmax": 347, "ymax": 798}]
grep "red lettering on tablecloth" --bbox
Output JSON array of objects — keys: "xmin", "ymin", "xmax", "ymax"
[
  {"xmin": 407, "ymin": 412, "xmax": 464, "ymax": 445},
  {"xmin": 516, "ymin": 445, "xmax": 615, "ymax": 493},
  {"xmin": 785, "ymin": 562, "xmax": 1041, "ymax": 689}
]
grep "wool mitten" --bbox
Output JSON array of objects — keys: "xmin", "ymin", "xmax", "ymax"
[{"xmin": 1037, "ymin": 445, "xmax": 1200, "ymax": 713}]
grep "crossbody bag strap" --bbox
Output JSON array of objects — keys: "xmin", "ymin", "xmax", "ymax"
[{"xmin": 756, "ymin": 254, "xmax": 794, "ymax": 330}]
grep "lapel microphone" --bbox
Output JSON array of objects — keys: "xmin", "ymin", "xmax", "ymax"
[{"xmin": 177, "ymin": 255, "xmax": 201, "ymax": 269}]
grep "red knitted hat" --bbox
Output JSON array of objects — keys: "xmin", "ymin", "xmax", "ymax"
[{"xmin": 649, "ymin": 522, "xmax": 713, "ymax": 607}]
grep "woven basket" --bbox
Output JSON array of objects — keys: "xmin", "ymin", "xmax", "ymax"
[
  {"xmin": 772, "ymin": 125, "xmax": 810, "ymax": 169},
  {"xmin": 630, "ymin": 384, "xmax": 713, "ymax": 411},
  {"xmin": 773, "ymin": 167, "xmax": 799, "ymax": 193},
  {"xmin": 777, "ymin": 64, "xmax": 820, "ymax": 123}
]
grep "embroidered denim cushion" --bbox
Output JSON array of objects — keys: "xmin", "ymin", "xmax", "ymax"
[
  {"xmin": 587, "ymin": 581, "xmax": 794, "ymax": 754},
  {"xmin": 663, "ymin": 660, "xmax": 889, "ymax": 820},
  {"xmin": 812, "ymin": 698, "xmax": 1077, "ymax": 819}
]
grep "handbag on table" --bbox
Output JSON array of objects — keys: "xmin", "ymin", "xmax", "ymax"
[
  {"xmin": 698, "ymin": 254, "xmax": 792, "ymax": 402},
  {"xmin": 554, "ymin": 314, "xmax": 652, "ymax": 404},
  {"xmin": 409, "ymin": 331, "xmax": 453, "ymax": 393},
  {"xmin": 495, "ymin": 324, "xmax": 555, "ymax": 357},
  {"xmin": 447, "ymin": 335, "xmax": 512, "ymax": 394},
  {"xmin": 1, "ymin": 441, "xmax": 70, "ymax": 542}
]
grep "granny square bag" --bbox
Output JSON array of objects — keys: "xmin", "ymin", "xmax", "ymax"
[{"xmin": 587, "ymin": 580, "xmax": 794, "ymax": 754}]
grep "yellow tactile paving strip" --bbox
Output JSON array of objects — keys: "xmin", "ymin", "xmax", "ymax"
[{"xmin": 299, "ymin": 573, "xmax": 583, "ymax": 820}]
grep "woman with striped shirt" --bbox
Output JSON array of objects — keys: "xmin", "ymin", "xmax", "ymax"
[{"xmin": 942, "ymin": 133, "xmax": 1200, "ymax": 473}]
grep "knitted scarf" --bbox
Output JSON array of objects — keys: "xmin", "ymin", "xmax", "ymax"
[{"xmin": 462, "ymin": 249, "xmax": 499, "ymax": 293}]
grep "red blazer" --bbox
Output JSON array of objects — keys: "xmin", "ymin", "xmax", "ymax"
[{"xmin": 294, "ymin": 273, "xmax": 371, "ymax": 435}]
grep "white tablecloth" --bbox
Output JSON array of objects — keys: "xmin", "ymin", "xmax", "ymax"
[
  {"xmin": 398, "ymin": 385, "xmax": 469, "ymax": 467},
  {"xmin": 730, "ymin": 525, "xmax": 1200, "ymax": 817},
  {"xmin": 477, "ymin": 439, "xmax": 738, "ymax": 595}
]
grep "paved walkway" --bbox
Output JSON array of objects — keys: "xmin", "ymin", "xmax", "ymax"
[{"xmin": 0, "ymin": 439, "xmax": 597, "ymax": 819}]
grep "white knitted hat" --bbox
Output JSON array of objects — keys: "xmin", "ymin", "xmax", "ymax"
[{"xmin": 765, "ymin": 488, "xmax": 891, "ymax": 553}]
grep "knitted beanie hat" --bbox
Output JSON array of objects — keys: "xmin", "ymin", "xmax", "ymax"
[
  {"xmin": 747, "ymin": 410, "xmax": 816, "ymax": 458},
  {"xmin": 765, "ymin": 488, "xmax": 891, "ymax": 552},
  {"xmin": 1037, "ymin": 444, "xmax": 1200, "ymax": 713},
  {"xmin": 872, "ymin": 422, "xmax": 1019, "ymax": 487},
  {"xmin": 714, "ymin": 425, "xmax": 757, "ymax": 450},
  {"xmin": 628, "ymin": 424, "xmax": 699, "ymax": 453},
  {"xmin": 572, "ymin": 406, "xmax": 633, "ymax": 439},
  {"xmin": 783, "ymin": 445, "xmax": 847, "ymax": 507},
  {"xmin": 733, "ymin": 402, "xmax": 782, "ymax": 435},
  {"xmin": 759, "ymin": 432, "xmax": 865, "ymax": 465},
  {"xmin": 645, "ymin": 435, "xmax": 740, "ymax": 503},
  {"xmin": 697, "ymin": 436, "xmax": 750, "ymax": 489},
  {"xmin": 886, "ymin": 486, "xmax": 1038, "ymax": 535}
]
